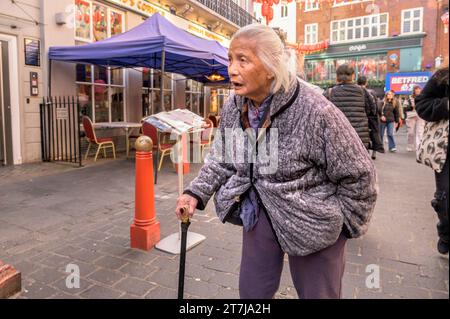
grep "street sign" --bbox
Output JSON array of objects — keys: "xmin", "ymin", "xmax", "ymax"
[{"xmin": 56, "ymin": 108, "xmax": 68, "ymax": 120}]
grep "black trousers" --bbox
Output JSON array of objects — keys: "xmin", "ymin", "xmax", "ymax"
[{"xmin": 433, "ymin": 157, "xmax": 449, "ymax": 244}]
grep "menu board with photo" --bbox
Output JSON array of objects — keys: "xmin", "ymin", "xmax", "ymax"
[
  {"xmin": 75, "ymin": 0, "xmax": 91, "ymax": 40},
  {"xmin": 24, "ymin": 38, "xmax": 40, "ymax": 67},
  {"xmin": 93, "ymin": 4, "xmax": 107, "ymax": 41},
  {"xmin": 110, "ymin": 11, "xmax": 123, "ymax": 36}
]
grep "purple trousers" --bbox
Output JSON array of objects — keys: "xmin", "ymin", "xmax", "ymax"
[{"xmin": 239, "ymin": 210, "xmax": 347, "ymax": 299}]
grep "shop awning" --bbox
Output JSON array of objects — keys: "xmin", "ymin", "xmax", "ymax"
[{"xmin": 48, "ymin": 13, "xmax": 229, "ymax": 83}]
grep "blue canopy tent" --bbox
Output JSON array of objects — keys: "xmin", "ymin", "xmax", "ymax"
[{"xmin": 48, "ymin": 12, "xmax": 230, "ymax": 109}]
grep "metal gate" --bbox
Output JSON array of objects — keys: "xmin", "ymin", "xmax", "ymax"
[{"xmin": 40, "ymin": 96, "xmax": 82, "ymax": 166}]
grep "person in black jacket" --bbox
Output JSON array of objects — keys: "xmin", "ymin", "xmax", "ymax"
[
  {"xmin": 415, "ymin": 66, "xmax": 449, "ymax": 255},
  {"xmin": 324, "ymin": 64, "xmax": 370, "ymax": 149},
  {"xmin": 379, "ymin": 90, "xmax": 400, "ymax": 152},
  {"xmin": 357, "ymin": 75, "xmax": 385, "ymax": 159}
]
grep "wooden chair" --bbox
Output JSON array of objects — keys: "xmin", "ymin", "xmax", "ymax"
[
  {"xmin": 141, "ymin": 122, "xmax": 173, "ymax": 171},
  {"xmin": 82, "ymin": 116, "xmax": 116, "ymax": 161}
]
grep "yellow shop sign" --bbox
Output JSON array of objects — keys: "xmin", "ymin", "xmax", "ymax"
[{"xmin": 107, "ymin": 0, "xmax": 165, "ymax": 17}]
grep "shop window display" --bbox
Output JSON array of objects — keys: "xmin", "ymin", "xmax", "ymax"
[
  {"xmin": 142, "ymin": 68, "xmax": 174, "ymax": 115},
  {"xmin": 185, "ymin": 80, "xmax": 204, "ymax": 115},
  {"xmin": 77, "ymin": 84, "xmax": 92, "ymax": 118},
  {"xmin": 92, "ymin": 4, "xmax": 107, "ymax": 42},
  {"xmin": 74, "ymin": 1, "xmax": 125, "ymax": 123},
  {"xmin": 306, "ymin": 55, "xmax": 387, "ymax": 87},
  {"xmin": 75, "ymin": 0, "xmax": 91, "ymax": 41},
  {"xmin": 210, "ymin": 89, "xmax": 230, "ymax": 116},
  {"xmin": 110, "ymin": 10, "xmax": 123, "ymax": 36},
  {"xmin": 94, "ymin": 85, "xmax": 109, "ymax": 123}
]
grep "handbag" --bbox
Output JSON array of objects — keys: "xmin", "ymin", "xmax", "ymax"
[{"xmin": 416, "ymin": 119, "xmax": 449, "ymax": 173}]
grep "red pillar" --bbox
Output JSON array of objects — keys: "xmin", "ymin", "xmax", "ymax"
[{"xmin": 130, "ymin": 136, "xmax": 160, "ymax": 251}]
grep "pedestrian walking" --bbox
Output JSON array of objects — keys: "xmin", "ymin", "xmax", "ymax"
[
  {"xmin": 175, "ymin": 24, "xmax": 377, "ymax": 299},
  {"xmin": 357, "ymin": 75, "xmax": 385, "ymax": 160},
  {"xmin": 380, "ymin": 90, "xmax": 401, "ymax": 152},
  {"xmin": 416, "ymin": 65, "xmax": 449, "ymax": 255},
  {"xmin": 403, "ymin": 85, "xmax": 425, "ymax": 152},
  {"xmin": 323, "ymin": 64, "xmax": 371, "ymax": 150}
]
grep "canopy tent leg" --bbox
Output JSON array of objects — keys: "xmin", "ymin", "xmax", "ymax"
[
  {"xmin": 159, "ymin": 48, "xmax": 165, "ymax": 114},
  {"xmin": 154, "ymin": 49, "xmax": 165, "ymax": 184}
]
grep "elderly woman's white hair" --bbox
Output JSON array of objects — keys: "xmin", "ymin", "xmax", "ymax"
[{"xmin": 231, "ymin": 24, "xmax": 296, "ymax": 94}]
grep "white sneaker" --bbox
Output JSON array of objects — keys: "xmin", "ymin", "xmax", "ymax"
[{"xmin": 389, "ymin": 148, "xmax": 397, "ymax": 152}]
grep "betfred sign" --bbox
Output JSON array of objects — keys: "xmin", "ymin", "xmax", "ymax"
[{"xmin": 385, "ymin": 72, "xmax": 432, "ymax": 94}]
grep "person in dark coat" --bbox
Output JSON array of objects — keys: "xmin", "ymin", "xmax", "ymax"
[
  {"xmin": 323, "ymin": 64, "xmax": 371, "ymax": 149},
  {"xmin": 416, "ymin": 65, "xmax": 449, "ymax": 255},
  {"xmin": 357, "ymin": 75, "xmax": 385, "ymax": 159}
]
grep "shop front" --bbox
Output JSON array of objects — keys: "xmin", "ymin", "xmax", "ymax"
[
  {"xmin": 71, "ymin": 0, "xmax": 232, "ymax": 126},
  {"xmin": 304, "ymin": 34, "xmax": 426, "ymax": 91}
]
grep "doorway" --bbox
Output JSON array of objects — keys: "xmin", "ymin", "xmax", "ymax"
[{"xmin": 0, "ymin": 40, "xmax": 13, "ymax": 166}]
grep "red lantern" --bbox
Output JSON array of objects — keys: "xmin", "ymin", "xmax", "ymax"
[
  {"xmin": 267, "ymin": 6, "xmax": 274, "ymax": 20},
  {"xmin": 84, "ymin": 13, "xmax": 90, "ymax": 24},
  {"xmin": 94, "ymin": 10, "xmax": 102, "ymax": 24},
  {"xmin": 261, "ymin": 2, "xmax": 270, "ymax": 16},
  {"xmin": 442, "ymin": 11, "xmax": 449, "ymax": 33},
  {"xmin": 273, "ymin": 0, "xmax": 280, "ymax": 4}
]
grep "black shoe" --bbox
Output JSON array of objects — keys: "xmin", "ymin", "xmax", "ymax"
[
  {"xmin": 371, "ymin": 154, "xmax": 376, "ymax": 160},
  {"xmin": 437, "ymin": 239, "xmax": 449, "ymax": 254}
]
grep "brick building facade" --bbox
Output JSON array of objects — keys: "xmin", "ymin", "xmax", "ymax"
[{"xmin": 297, "ymin": 0, "xmax": 449, "ymax": 93}]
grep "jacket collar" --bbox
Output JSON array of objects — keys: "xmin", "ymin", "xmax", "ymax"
[{"xmin": 234, "ymin": 78, "xmax": 300, "ymax": 121}]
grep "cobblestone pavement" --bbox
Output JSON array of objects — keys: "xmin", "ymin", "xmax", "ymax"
[{"xmin": 0, "ymin": 129, "xmax": 448, "ymax": 299}]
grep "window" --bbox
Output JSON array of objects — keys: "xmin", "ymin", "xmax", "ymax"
[
  {"xmin": 401, "ymin": 7, "xmax": 423, "ymax": 34},
  {"xmin": 281, "ymin": 5, "xmax": 288, "ymax": 18},
  {"xmin": 74, "ymin": 1, "xmax": 126, "ymax": 123},
  {"xmin": 210, "ymin": 89, "xmax": 230, "ymax": 116},
  {"xmin": 330, "ymin": 13, "xmax": 388, "ymax": 43},
  {"xmin": 76, "ymin": 64, "xmax": 126, "ymax": 123},
  {"xmin": 142, "ymin": 69, "xmax": 174, "ymax": 116},
  {"xmin": 185, "ymin": 80, "xmax": 204, "ymax": 115},
  {"xmin": 333, "ymin": 0, "xmax": 370, "ymax": 7},
  {"xmin": 305, "ymin": 54, "xmax": 387, "ymax": 84},
  {"xmin": 305, "ymin": 0, "xmax": 319, "ymax": 11},
  {"xmin": 305, "ymin": 23, "xmax": 318, "ymax": 44}
]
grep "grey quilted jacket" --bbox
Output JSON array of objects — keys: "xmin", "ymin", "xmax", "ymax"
[{"xmin": 185, "ymin": 78, "xmax": 378, "ymax": 256}]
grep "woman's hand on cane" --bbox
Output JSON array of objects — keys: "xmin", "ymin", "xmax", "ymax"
[{"xmin": 176, "ymin": 194, "xmax": 198, "ymax": 221}]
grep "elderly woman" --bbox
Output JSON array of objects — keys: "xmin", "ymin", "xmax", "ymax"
[{"xmin": 176, "ymin": 24, "xmax": 377, "ymax": 299}]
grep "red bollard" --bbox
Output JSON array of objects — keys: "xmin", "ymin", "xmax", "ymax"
[{"xmin": 130, "ymin": 136, "xmax": 160, "ymax": 251}]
